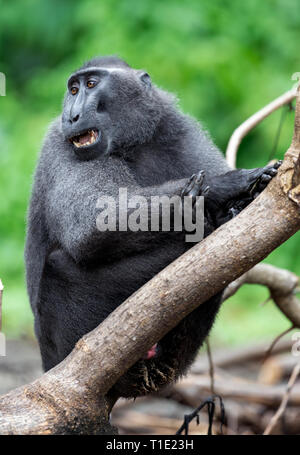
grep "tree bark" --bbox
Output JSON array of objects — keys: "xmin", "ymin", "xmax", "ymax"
[{"xmin": 1, "ymin": 94, "xmax": 300, "ymax": 435}]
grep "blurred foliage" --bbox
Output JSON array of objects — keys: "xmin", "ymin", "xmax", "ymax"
[{"xmin": 0, "ymin": 0, "xmax": 300, "ymax": 341}]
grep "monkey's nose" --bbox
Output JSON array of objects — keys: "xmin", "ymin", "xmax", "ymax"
[{"xmin": 70, "ymin": 114, "xmax": 80, "ymax": 123}]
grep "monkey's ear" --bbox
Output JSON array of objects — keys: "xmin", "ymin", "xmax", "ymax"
[{"xmin": 139, "ymin": 72, "xmax": 151, "ymax": 88}]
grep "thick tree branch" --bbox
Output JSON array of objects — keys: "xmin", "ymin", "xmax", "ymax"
[{"xmin": 1, "ymin": 93, "xmax": 300, "ymax": 435}]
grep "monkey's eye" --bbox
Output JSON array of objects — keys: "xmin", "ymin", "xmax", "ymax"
[
  {"xmin": 71, "ymin": 86, "xmax": 78, "ymax": 95},
  {"xmin": 87, "ymin": 80, "xmax": 97, "ymax": 89}
]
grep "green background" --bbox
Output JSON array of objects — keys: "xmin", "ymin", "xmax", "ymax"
[{"xmin": 0, "ymin": 0, "xmax": 299, "ymax": 345}]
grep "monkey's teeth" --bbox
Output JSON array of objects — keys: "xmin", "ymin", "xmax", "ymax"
[{"xmin": 72, "ymin": 129, "xmax": 98, "ymax": 147}]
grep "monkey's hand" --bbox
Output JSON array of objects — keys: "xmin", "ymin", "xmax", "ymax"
[
  {"xmin": 181, "ymin": 170, "xmax": 210, "ymax": 199},
  {"xmin": 181, "ymin": 170, "xmax": 216, "ymax": 236}
]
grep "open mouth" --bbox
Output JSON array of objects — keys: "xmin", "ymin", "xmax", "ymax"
[{"xmin": 69, "ymin": 129, "xmax": 99, "ymax": 148}]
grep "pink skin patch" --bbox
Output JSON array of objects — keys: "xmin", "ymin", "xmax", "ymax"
[{"xmin": 143, "ymin": 343, "xmax": 158, "ymax": 360}]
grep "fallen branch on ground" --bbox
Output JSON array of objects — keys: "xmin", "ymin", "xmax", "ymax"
[
  {"xmin": 173, "ymin": 373, "xmax": 300, "ymax": 408},
  {"xmin": 263, "ymin": 363, "xmax": 300, "ymax": 435},
  {"xmin": 191, "ymin": 338, "xmax": 293, "ymax": 373}
]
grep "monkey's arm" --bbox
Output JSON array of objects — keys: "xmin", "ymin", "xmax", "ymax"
[
  {"xmin": 46, "ymin": 174, "xmax": 193, "ymax": 264},
  {"xmin": 43, "ymin": 138, "xmax": 280, "ymax": 265}
]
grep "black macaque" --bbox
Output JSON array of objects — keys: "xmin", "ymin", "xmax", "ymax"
[{"xmin": 25, "ymin": 56, "xmax": 280, "ymax": 397}]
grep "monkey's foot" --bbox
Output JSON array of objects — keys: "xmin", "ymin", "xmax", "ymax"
[
  {"xmin": 225, "ymin": 161, "xmax": 282, "ymax": 220},
  {"xmin": 248, "ymin": 160, "xmax": 282, "ymax": 198}
]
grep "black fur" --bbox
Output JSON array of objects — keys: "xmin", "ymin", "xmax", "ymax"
[{"xmin": 25, "ymin": 56, "xmax": 279, "ymax": 397}]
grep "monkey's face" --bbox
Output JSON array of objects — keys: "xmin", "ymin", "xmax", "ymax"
[{"xmin": 61, "ymin": 65, "xmax": 161, "ymax": 160}]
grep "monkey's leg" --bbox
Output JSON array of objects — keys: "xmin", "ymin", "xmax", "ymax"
[
  {"xmin": 205, "ymin": 160, "xmax": 282, "ymax": 226},
  {"xmin": 234, "ymin": 160, "xmax": 282, "ymax": 199}
]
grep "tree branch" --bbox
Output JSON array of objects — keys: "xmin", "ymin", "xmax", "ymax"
[
  {"xmin": 226, "ymin": 89, "xmax": 297, "ymax": 168},
  {"xmin": 263, "ymin": 363, "xmax": 300, "ymax": 435},
  {"xmin": 223, "ymin": 263, "xmax": 300, "ymax": 327}
]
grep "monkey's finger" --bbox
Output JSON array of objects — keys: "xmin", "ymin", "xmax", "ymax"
[
  {"xmin": 181, "ymin": 176, "xmax": 197, "ymax": 197},
  {"xmin": 203, "ymin": 185, "xmax": 210, "ymax": 196},
  {"xmin": 260, "ymin": 174, "xmax": 273, "ymax": 183},
  {"xmin": 274, "ymin": 160, "xmax": 283, "ymax": 169},
  {"xmin": 195, "ymin": 170, "xmax": 205, "ymax": 184}
]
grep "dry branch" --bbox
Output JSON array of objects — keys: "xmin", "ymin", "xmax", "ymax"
[
  {"xmin": 226, "ymin": 89, "xmax": 297, "ymax": 168},
  {"xmin": 223, "ymin": 263, "xmax": 300, "ymax": 327},
  {"xmin": 263, "ymin": 363, "xmax": 300, "ymax": 434},
  {"xmin": 174, "ymin": 373, "xmax": 300, "ymax": 408},
  {"xmin": 1, "ymin": 92, "xmax": 300, "ymax": 434},
  {"xmin": 191, "ymin": 338, "xmax": 293, "ymax": 374},
  {"xmin": 259, "ymin": 353, "xmax": 299, "ymax": 385}
]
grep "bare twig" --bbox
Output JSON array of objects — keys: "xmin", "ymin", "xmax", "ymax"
[
  {"xmin": 263, "ymin": 326, "xmax": 295, "ymax": 363},
  {"xmin": 226, "ymin": 89, "xmax": 297, "ymax": 168},
  {"xmin": 263, "ymin": 363, "xmax": 300, "ymax": 435},
  {"xmin": 206, "ymin": 339, "xmax": 215, "ymax": 395}
]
